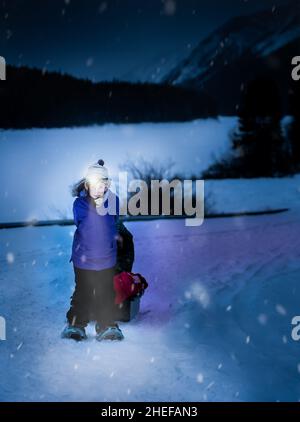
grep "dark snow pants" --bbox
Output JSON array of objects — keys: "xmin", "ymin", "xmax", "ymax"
[{"xmin": 66, "ymin": 265, "xmax": 117, "ymax": 328}]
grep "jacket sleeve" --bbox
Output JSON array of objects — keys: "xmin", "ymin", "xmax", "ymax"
[
  {"xmin": 73, "ymin": 200, "xmax": 78, "ymax": 226},
  {"xmin": 73, "ymin": 198, "xmax": 85, "ymax": 227}
]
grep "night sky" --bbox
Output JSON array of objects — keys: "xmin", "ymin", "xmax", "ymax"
[{"xmin": 0, "ymin": 0, "xmax": 287, "ymax": 82}]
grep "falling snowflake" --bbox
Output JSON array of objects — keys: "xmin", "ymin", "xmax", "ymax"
[
  {"xmin": 257, "ymin": 313, "xmax": 268, "ymax": 325},
  {"xmin": 276, "ymin": 304, "xmax": 287, "ymax": 316},
  {"xmin": 206, "ymin": 381, "xmax": 215, "ymax": 390},
  {"xmin": 185, "ymin": 282, "xmax": 210, "ymax": 308},
  {"xmin": 98, "ymin": 2, "xmax": 107, "ymax": 14},
  {"xmin": 6, "ymin": 252, "xmax": 14, "ymax": 264},
  {"xmin": 231, "ymin": 353, "xmax": 237, "ymax": 361},
  {"xmin": 17, "ymin": 342, "xmax": 23, "ymax": 351},
  {"xmin": 196, "ymin": 373, "xmax": 204, "ymax": 383},
  {"xmin": 86, "ymin": 57, "xmax": 94, "ymax": 68},
  {"xmin": 92, "ymin": 355, "xmax": 100, "ymax": 361},
  {"xmin": 162, "ymin": 0, "xmax": 176, "ymax": 16}
]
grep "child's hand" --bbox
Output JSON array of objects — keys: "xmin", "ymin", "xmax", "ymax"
[{"xmin": 94, "ymin": 197, "xmax": 104, "ymax": 208}]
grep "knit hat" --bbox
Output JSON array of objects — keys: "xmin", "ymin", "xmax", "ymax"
[{"xmin": 85, "ymin": 159, "xmax": 110, "ymax": 184}]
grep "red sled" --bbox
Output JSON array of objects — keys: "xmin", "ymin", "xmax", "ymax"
[{"xmin": 113, "ymin": 272, "xmax": 148, "ymax": 322}]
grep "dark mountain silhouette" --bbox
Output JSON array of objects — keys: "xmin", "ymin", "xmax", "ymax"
[{"xmin": 163, "ymin": 0, "xmax": 300, "ymax": 114}]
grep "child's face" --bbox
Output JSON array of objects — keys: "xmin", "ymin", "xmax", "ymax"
[{"xmin": 86, "ymin": 179, "xmax": 108, "ymax": 199}]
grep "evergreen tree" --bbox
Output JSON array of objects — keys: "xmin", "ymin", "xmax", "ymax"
[{"xmin": 231, "ymin": 77, "xmax": 291, "ymax": 177}]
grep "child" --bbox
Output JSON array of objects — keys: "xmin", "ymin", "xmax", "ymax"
[{"xmin": 62, "ymin": 159, "xmax": 124, "ymax": 342}]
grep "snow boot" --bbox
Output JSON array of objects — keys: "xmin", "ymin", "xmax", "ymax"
[
  {"xmin": 96, "ymin": 323, "xmax": 124, "ymax": 341},
  {"xmin": 61, "ymin": 324, "xmax": 87, "ymax": 341}
]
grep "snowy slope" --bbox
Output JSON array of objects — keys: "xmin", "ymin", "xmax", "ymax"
[
  {"xmin": 0, "ymin": 118, "xmax": 237, "ymax": 224},
  {"xmin": 120, "ymin": 49, "xmax": 187, "ymax": 84},
  {"xmin": 1, "ymin": 179, "xmax": 300, "ymax": 401},
  {"xmin": 0, "ymin": 117, "xmax": 298, "ymax": 225},
  {"xmin": 164, "ymin": 0, "xmax": 300, "ymax": 87}
]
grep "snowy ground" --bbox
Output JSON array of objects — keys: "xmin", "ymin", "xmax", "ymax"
[
  {"xmin": 1, "ymin": 119, "xmax": 300, "ymax": 401},
  {"xmin": 1, "ymin": 197, "xmax": 300, "ymax": 401}
]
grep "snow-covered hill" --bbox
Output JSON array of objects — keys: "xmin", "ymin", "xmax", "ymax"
[
  {"xmin": 1, "ymin": 118, "xmax": 297, "ymax": 225},
  {"xmin": 120, "ymin": 49, "xmax": 186, "ymax": 84},
  {"xmin": 163, "ymin": 0, "xmax": 300, "ymax": 114},
  {"xmin": 0, "ymin": 118, "xmax": 236, "ymax": 224},
  {"xmin": 164, "ymin": 0, "xmax": 300, "ymax": 86}
]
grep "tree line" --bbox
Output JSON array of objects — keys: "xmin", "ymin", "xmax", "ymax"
[
  {"xmin": 202, "ymin": 76, "xmax": 300, "ymax": 178},
  {"xmin": 0, "ymin": 65, "xmax": 217, "ymax": 128}
]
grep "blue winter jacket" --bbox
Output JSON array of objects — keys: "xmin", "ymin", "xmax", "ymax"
[{"xmin": 69, "ymin": 190, "xmax": 119, "ymax": 271}]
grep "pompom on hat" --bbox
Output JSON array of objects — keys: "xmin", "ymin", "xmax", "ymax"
[{"xmin": 85, "ymin": 159, "xmax": 110, "ymax": 185}]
